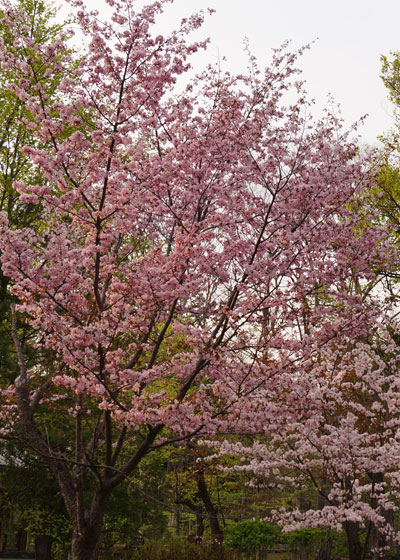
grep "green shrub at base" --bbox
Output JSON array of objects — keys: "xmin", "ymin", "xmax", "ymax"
[
  {"xmin": 225, "ymin": 520, "xmax": 281, "ymax": 557},
  {"xmin": 284, "ymin": 527, "xmax": 327, "ymax": 547}
]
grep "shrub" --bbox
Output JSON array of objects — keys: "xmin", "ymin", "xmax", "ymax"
[
  {"xmin": 225, "ymin": 520, "xmax": 281, "ymax": 557},
  {"xmin": 284, "ymin": 527, "xmax": 328, "ymax": 560}
]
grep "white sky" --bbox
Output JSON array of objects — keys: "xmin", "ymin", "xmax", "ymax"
[{"xmin": 71, "ymin": 0, "xmax": 400, "ymax": 145}]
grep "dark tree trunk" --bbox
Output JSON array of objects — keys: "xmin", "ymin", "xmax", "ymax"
[
  {"xmin": 344, "ymin": 521, "xmax": 363, "ymax": 560},
  {"xmin": 35, "ymin": 534, "xmax": 53, "ymax": 560},
  {"xmin": 70, "ymin": 526, "xmax": 101, "ymax": 560},
  {"xmin": 196, "ymin": 467, "xmax": 223, "ymax": 543},
  {"xmin": 68, "ymin": 485, "xmax": 112, "ymax": 560},
  {"xmin": 196, "ymin": 511, "xmax": 204, "ymax": 539}
]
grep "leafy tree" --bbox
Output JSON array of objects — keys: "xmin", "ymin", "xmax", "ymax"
[
  {"xmin": 0, "ymin": 0, "xmax": 66, "ymax": 383},
  {"xmin": 382, "ymin": 52, "xmax": 400, "ymax": 119},
  {"xmin": 0, "ymin": 0, "xmax": 390, "ymax": 558},
  {"xmin": 0, "ymin": 2, "xmax": 71, "ymax": 559}
]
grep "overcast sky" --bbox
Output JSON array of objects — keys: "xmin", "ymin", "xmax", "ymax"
[{"xmin": 78, "ymin": 0, "xmax": 400, "ymax": 145}]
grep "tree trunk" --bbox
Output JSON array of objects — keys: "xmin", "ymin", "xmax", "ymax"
[
  {"xmin": 70, "ymin": 526, "xmax": 101, "ymax": 560},
  {"xmin": 196, "ymin": 467, "xmax": 223, "ymax": 543},
  {"xmin": 196, "ymin": 511, "xmax": 204, "ymax": 539},
  {"xmin": 35, "ymin": 534, "xmax": 53, "ymax": 560},
  {"xmin": 69, "ymin": 486, "xmax": 112, "ymax": 560},
  {"xmin": 344, "ymin": 521, "xmax": 363, "ymax": 560}
]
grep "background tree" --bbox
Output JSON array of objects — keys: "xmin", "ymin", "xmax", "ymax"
[
  {"xmin": 0, "ymin": 2, "xmax": 71, "ymax": 559},
  {"xmin": 0, "ymin": 0, "xmax": 66, "ymax": 383}
]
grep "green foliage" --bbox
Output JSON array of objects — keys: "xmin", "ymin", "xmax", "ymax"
[
  {"xmin": 99, "ymin": 484, "xmax": 168, "ymax": 559},
  {"xmin": 382, "ymin": 52, "xmax": 400, "ymax": 113},
  {"xmin": 284, "ymin": 526, "xmax": 326, "ymax": 548},
  {"xmin": 96, "ymin": 449, "xmax": 169, "ymax": 559},
  {"xmin": 0, "ymin": 0, "xmax": 68, "ymax": 385},
  {"xmin": 330, "ymin": 530, "xmax": 350, "ymax": 559},
  {"xmin": 0, "ymin": 445, "xmax": 71, "ymax": 556},
  {"xmin": 284, "ymin": 527, "xmax": 327, "ymax": 559},
  {"xmin": 20, "ymin": 507, "xmax": 71, "ymax": 545},
  {"xmin": 371, "ymin": 163, "xmax": 400, "ymax": 232},
  {"xmin": 281, "ymin": 527, "xmax": 351, "ymax": 560},
  {"xmin": 0, "ymin": 0, "xmax": 65, "ymax": 226},
  {"xmin": 225, "ymin": 520, "xmax": 281, "ymax": 557}
]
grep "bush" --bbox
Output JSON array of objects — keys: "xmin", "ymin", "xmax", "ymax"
[
  {"xmin": 284, "ymin": 527, "xmax": 329, "ymax": 560},
  {"xmin": 225, "ymin": 520, "xmax": 281, "ymax": 557},
  {"xmin": 284, "ymin": 527, "xmax": 327, "ymax": 548}
]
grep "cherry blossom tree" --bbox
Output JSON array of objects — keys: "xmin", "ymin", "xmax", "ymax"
[
  {"xmin": 0, "ymin": 0, "xmax": 391, "ymax": 558},
  {"xmin": 213, "ymin": 309, "xmax": 400, "ymax": 560}
]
